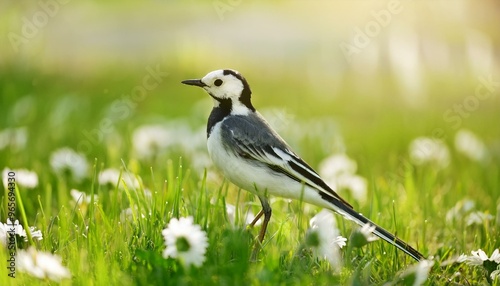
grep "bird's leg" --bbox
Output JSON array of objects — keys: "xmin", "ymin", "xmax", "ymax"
[
  {"xmin": 248, "ymin": 209, "xmax": 264, "ymax": 228},
  {"xmin": 251, "ymin": 196, "xmax": 272, "ymax": 261}
]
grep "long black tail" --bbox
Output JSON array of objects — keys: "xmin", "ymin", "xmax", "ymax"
[{"xmin": 325, "ymin": 196, "xmax": 424, "ymax": 261}]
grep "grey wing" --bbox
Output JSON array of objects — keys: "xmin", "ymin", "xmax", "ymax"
[{"xmin": 220, "ymin": 113, "xmax": 353, "ymax": 209}]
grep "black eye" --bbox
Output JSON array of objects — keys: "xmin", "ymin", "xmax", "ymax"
[{"xmin": 214, "ymin": 79, "xmax": 223, "ymax": 86}]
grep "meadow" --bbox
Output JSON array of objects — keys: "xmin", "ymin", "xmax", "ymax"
[
  {"xmin": 1, "ymin": 1, "xmax": 500, "ymax": 285},
  {"xmin": 1, "ymin": 60, "xmax": 499, "ymax": 285}
]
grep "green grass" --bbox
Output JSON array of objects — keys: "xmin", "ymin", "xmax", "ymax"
[{"xmin": 0, "ymin": 61, "xmax": 499, "ymax": 285}]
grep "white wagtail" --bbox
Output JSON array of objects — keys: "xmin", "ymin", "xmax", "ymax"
[{"xmin": 182, "ymin": 69, "xmax": 424, "ymax": 261}]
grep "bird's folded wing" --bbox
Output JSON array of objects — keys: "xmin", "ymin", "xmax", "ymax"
[{"xmin": 221, "ymin": 115, "xmax": 353, "ymax": 209}]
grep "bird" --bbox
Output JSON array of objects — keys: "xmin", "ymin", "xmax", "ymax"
[{"xmin": 181, "ymin": 69, "xmax": 424, "ymax": 261}]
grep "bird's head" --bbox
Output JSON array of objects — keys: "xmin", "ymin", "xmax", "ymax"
[{"xmin": 182, "ymin": 69, "xmax": 255, "ymax": 112}]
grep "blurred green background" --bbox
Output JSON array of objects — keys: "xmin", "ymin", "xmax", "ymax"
[{"xmin": 1, "ymin": 0, "xmax": 499, "ymax": 158}]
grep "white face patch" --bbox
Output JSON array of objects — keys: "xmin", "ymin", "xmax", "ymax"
[{"xmin": 201, "ymin": 70, "xmax": 245, "ymax": 103}]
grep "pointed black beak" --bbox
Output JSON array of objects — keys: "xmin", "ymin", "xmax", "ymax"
[{"xmin": 181, "ymin": 79, "xmax": 207, "ymax": 87}]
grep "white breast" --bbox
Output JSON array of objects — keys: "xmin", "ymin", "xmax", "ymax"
[
  {"xmin": 207, "ymin": 122, "xmax": 260, "ymax": 194},
  {"xmin": 206, "ymin": 120, "xmax": 331, "ymax": 208}
]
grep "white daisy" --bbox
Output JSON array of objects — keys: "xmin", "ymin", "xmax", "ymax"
[
  {"xmin": 334, "ymin": 174, "xmax": 368, "ymax": 204},
  {"xmin": 17, "ymin": 247, "xmax": 71, "ymax": 281},
  {"xmin": 0, "ymin": 219, "xmax": 43, "ymax": 244},
  {"xmin": 49, "ymin": 148, "xmax": 89, "ymax": 182},
  {"xmin": 455, "ymin": 129, "xmax": 488, "ymax": 162},
  {"xmin": 2, "ymin": 168, "xmax": 39, "ymax": 189},
  {"xmin": 446, "ymin": 199, "xmax": 475, "ymax": 222},
  {"xmin": 459, "ymin": 249, "xmax": 500, "ymax": 282},
  {"xmin": 409, "ymin": 137, "xmax": 450, "ymax": 168},
  {"xmin": 98, "ymin": 168, "xmax": 121, "ymax": 186},
  {"xmin": 319, "ymin": 154, "xmax": 357, "ymax": 178},
  {"xmin": 132, "ymin": 124, "xmax": 174, "ymax": 159},
  {"xmin": 319, "ymin": 154, "xmax": 368, "ymax": 203},
  {"xmin": 350, "ymin": 223, "xmax": 379, "ymax": 248},
  {"xmin": 307, "ymin": 209, "xmax": 346, "ymax": 271},
  {"xmin": 465, "ymin": 211, "xmax": 494, "ymax": 226},
  {"xmin": 457, "ymin": 254, "xmax": 468, "ymax": 263},
  {"xmin": 189, "ymin": 151, "xmax": 212, "ymax": 173},
  {"xmin": 133, "ymin": 125, "xmax": 170, "ymax": 158},
  {"xmin": 333, "ymin": 236, "xmax": 348, "ymax": 249},
  {"xmin": 70, "ymin": 189, "xmax": 98, "ymax": 206},
  {"xmin": 0, "ymin": 127, "xmax": 28, "ymax": 151},
  {"xmin": 98, "ymin": 168, "xmax": 140, "ymax": 189},
  {"xmin": 132, "ymin": 122, "xmax": 204, "ymax": 160},
  {"xmin": 467, "ymin": 249, "xmax": 489, "ymax": 265},
  {"xmin": 398, "ymin": 259, "xmax": 435, "ymax": 286},
  {"xmin": 162, "ymin": 216, "xmax": 208, "ymax": 267}
]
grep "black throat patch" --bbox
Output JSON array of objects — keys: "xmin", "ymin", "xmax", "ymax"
[{"xmin": 207, "ymin": 98, "xmax": 231, "ymax": 137}]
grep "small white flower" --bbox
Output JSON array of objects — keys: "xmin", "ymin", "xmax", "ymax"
[
  {"xmin": 0, "ymin": 127, "xmax": 28, "ymax": 151},
  {"xmin": 29, "ymin": 229, "xmax": 43, "ymax": 242},
  {"xmin": 319, "ymin": 154, "xmax": 357, "ymax": 178},
  {"xmin": 162, "ymin": 216, "xmax": 208, "ymax": 267},
  {"xmin": 132, "ymin": 122, "xmax": 205, "ymax": 159},
  {"xmin": 98, "ymin": 168, "xmax": 140, "ymax": 189},
  {"xmin": 132, "ymin": 125, "xmax": 171, "ymax": 158},
  {"xmin": 446, "ymin": 199, "xmax": 475, "ymax": 222},
  {"xmin": 15, "ymin": 169, "xmax": 39, "ymax": 188},
  {"xmin": 189, "ymin": 151, "xmax": 212, "ymax": 173},
  {"xmin": 333, "ymin": 236, "xmax": 348, "ymax": 248},
  {"xmin": 50, "ymin": 148, "xmax": 88, "ymax": 182},
  {"xmin": 17, "ymin": 247, "xmax": 71, "ymax": 281},
  {"xmin": 457, "ymin": 254, "xmax": 468, "ymax": 263},
  {"xmin": 409, "ymin": 137, "xmax": 450, "ymax": 168},
  {"xmin": 466, "ymin": 249, "xmax": 491, "ymax": 266},
  {"xmin": 350, "ymin": 223, "xmax": 379, "ymax": 248},
  {"xmin": 2, "ymin": 168, "xmax": 39, "ymax": 189},
  {"xmin": 307, "ymin": 209, "xmax": 346, "ymax": 271},
  {"xmin": 334, "ymin": 174, "xmax": 368, "ymax": 203},
  {"xmin": 0, "ymin": 219, "xmax": 43, "ymax": 244},
  {"xmin": 98, "ymin": 168, "xmax": 121, "ymax": 186},
  {"xmin": 399, "ymin": 259, "xmax": 435, "ymax": 286},
  {"xmin": 319, "ymin": 154, "xmax": 367, "ymax": 203},
  {"xmin": 132, "ymin": 125, "xmax": 174, "ymax": 159},
  {"xmin": 460, "ymin": 249, "xmax": 500, "ymax": 281},
  {"xmin": 465, "ymin": 211, "xmax": 493, "ymax": 226},
  {"xmin": 70, "ymin": 189, "xmax": 97, "ymax": 206},
  {"xmin": 455, "ymin": 129, "xmax": 488, "ymax": 162}
]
